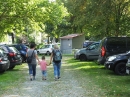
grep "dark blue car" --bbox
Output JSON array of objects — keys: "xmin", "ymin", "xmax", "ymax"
[
  {"xmin": 83, "ymin": 41, "xmax": 94, "ymax": 48},
  {"xmin": 10, "ymin": 44, "xmax": 28, "ymax": 62}
]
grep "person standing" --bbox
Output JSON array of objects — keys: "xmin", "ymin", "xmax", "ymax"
[
  {"xmin": 26, "ymin": 42, "xmax": 40, "ymax": 81},
  {"xmin": 39, "ymin": 55, "xmax": 49, "ymax": 80},
  {"xmin": 50, "ymin": 44, "xmax": 62, "ymax": 81}
]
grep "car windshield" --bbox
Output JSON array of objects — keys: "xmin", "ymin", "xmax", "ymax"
[
  {"xmin": 0, "ymin": 49, "xmax": 4, "ymax": 57},
  {"xmin": 1, "ymin": 45, "xmax": 13, "ymax": 53},
  {"xmin": 87, "ymin": 43, "xmax": 99, "ymax": 50},
  {"xmin": 9, "ymin": 47, "xmax": 19, "ymax": 53}
]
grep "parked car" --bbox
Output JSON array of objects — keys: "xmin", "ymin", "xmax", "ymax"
[
  {"xmin": 37, "ymin": 44, "xmax": 54, "ymax": 55},
  {"xmin": 126, "ymin": 56, "xmax": 130, "ymax": 75},
  {"xmin": 10, "ymin": 44, "xmax": 28, "ymax": 62},
  {"xmin": 0, "ymin": 48, "xmax": 10, "ymax": 73},
  {"xmin": 105, "ymin": 51, "xmax": 130, "ymax": 75},
  {"xmin": 83, "ymin": 41, "xmax": 95, "ymax": 48},
  {"xmin": 74, "ymin": 42, "xmax": 100, "ymax": 61},
  {"xmin": 0, "ymin": 45, "xmax": 22, "ymax": 69},
  {"xmin": 97, "ymin": 37, "xmax": 130, "ymax": 65}
]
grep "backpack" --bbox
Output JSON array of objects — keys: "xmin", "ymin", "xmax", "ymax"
[
  {"xmin": 53, "ymin": 49, "xmax": 62, "ymax": 62},
  {"xmin": 27, "ymin": 50, "xmax": 34, "ymax": 63}
]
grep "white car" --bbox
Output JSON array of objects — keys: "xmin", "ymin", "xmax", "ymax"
[{"xmin": 37, "ymin": 44, "xmax": 54, "ymax": 55}]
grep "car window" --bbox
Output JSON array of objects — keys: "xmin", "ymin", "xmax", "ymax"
[
  {"xmin": 9, "ymin": 47, "xmax": 19, "ymax": 53},
  {"xmin": 106, "ymin": 38, "xmax": 126, "ymax": 52},
  {"xmin": 44, "ymin": 45, "xmax": 50, "ymax": 48},
  {"xmin": 52, "ymin": 45, "xmax": 54, "ymax": 48},
  {"xmin": 107, "ymin": 38, "xmax": 126, "ymax": 46},
  {"xmin": 16, "ymin": 45, "xmax": 22, "ymax": 50},
  {"xmin": 0, "ymin": 49, "xmax": 4, "ymax": 57},
  {"xmin": 0, "ymin": 46, "xmax": 9, "ymax": 53},
  {"xmin": 88, "ymin": 43, "xmax": 99, "ymax": 50}
]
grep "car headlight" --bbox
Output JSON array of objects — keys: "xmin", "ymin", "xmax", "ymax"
[
  {"xmin": 108, "ymin": 56, "xmax": 116, "ymax": 61},
  {"xmin": 76, "ymin": 50, "xmax": 80, "ymax": 55}
]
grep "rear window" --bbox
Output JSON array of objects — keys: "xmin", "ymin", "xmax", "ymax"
[
  {"xmin": 9, "ymin": 47, "xmax": 19, "ymax": 53},
  {"xmin": 0, "ymin": 49, "xmax": 4, "ymax": 57},
  {"xmin": 107, "ymin": 38, "xmax": 126, "ymax": 46},
  {"xmin": 105, "ymin": 37, "xmax": 127, "ymax": 52},
  {"xmin": 0, "ymin": 45, "xmax": 13, "ymax": 53}
]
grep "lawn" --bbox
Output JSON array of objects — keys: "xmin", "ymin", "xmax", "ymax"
[
  {"xmin": 0, "ymin": 63, "xmax": 27, "ymax": 95},
  {"xmin": 66, "ymin": 57, "xmax": 130, "ymax": 97},
  {"xmin": 1, "ymin": 55, "xmax": 130, "ymax": 97}
]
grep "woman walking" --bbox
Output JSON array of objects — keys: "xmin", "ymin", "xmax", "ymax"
[
  {"xmin": 50, "ymin": 44, "xmax": 62, "ymax": 81},
  {"xmin": 26, "ymin": 42, "xmax": 40, "ymax": 81}
]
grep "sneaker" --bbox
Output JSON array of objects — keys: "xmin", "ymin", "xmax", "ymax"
[
  {"xmin": 30, "ymin": 78, "xmax": 32, "ymax": 81},
  {"xmin": 55, "ymin": 77, "xmax": 58, "ymax": 81},
  {"xmin": 42, "ymin": 78, "xmax": 47, "ymax": 80},
  {"xmin": 58, "ymin": 77, "xmax": 61, "ymax": 79}
]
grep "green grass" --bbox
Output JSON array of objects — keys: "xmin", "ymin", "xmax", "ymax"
[
  {"xmin": 66, "ymin": 58, "xmax": 130, "ymax": 97},
  {"xmin": 1, "ymin": 55, "xmax": 130, "ymax": 97},
  {"xmin": 0, "ymin": 63, "xmax": 28, "ymax": 95}
]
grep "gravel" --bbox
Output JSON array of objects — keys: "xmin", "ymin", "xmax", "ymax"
[{"xmin": 1, "ymin": 56, "xmax": 106, "ymax": 97}]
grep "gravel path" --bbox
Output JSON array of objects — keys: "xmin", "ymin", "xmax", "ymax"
[{"xmin": 1, "ymin": 56, "xmax": 106, "ymax": 97}]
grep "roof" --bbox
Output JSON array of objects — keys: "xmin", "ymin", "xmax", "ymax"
[{"xmin": 60, "ymin": 33, "xmax": 83, "ymax": 39}]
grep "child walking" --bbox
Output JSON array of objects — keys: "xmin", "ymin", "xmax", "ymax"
[{"xmin": 39, "ymin": 56, "xmax": 49, "ymax": 80}]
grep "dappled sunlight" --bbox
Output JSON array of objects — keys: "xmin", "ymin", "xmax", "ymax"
[
  {"xmin": 4, "ymin": 95, "xmax": 20, "ymax": 97},
  {"xmin": 74, "ymin": 65, "xmax": 99, "ymax": 70},
  {"xmin": 23, "ymin": 87, "xmax": 33, "ymax": 90}
]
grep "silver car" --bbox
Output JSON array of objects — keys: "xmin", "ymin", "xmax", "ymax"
[
  {"xmin": 37, "ymin": 44, "xmax": 54, "ymax": 55},
  {"xmin": 74, "ymin": 42, "xmax": 100, "ymax": 61}
]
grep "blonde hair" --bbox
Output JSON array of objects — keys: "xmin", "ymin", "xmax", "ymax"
[{"xmin": 54, "ymin": 44, "xmax": 59, "ymax": 49}]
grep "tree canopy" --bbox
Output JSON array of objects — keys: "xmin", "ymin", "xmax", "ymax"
[{"xmin": 0, "ymin": 0, "xmax": 130, "ymax": 41}]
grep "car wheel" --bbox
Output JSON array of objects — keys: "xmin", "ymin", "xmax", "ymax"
[
  {"xmin": 79, "ymin": 54, "xmax": 87, "ymax": 61},
  {"xmin": 0, "ymin": 70, "xmax": 6, "ymax": 73},
  {"xmin": 37, "ymin": 51, "xmax": 40, "ymax": 55},
  {"xmin": 9, "ymin": 65, "xmax": 15, "ymax": 70},
  {"xmin": 46, "ymin": 51, "xmax": 50, "ymax": 56},
  {"xmin": 115, "ymin": 62, "xmax": 126, "ymax": 75}
]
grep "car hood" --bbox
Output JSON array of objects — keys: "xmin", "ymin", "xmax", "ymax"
[
  {"xmin": 113, "ymin": 53, "xmax": 130, "ymax": 59},
  {"xmin": 79, "ymin": 48, "xmax": 86, "ymax": 52},
  {"xmin": 116, "ymin": 53, "xmax": 127, "ymax": 56}
]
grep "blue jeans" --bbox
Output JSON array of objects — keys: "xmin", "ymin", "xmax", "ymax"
[
  {"xmin": 28, "ymin": 64, "xmax": 36, "ymax": 76},
  {"xmin": 42, "ymin": 70, "xmax": 47, "ymax": 77},
  {"xmin": 53, "ymin": 62, "xmax": 61, "ymax": 78}
]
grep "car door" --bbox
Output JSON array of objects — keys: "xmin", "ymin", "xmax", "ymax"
[{"xmin": 86, "ymin": 43, "xmax": 100, "ymax": 60}]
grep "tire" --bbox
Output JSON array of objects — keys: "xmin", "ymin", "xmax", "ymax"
[
  {"xmin": 9, "ymin": 65, "xmax": 15, "ymax": 70},
  {"xmin": 46, "ymin": 51, "xmax": 50, "ymax": 56},
  {"xmin": 79, "ymin": 54, "xmax": 87, "ymax": 61},
  {"xmin": 21, "ymin": 55, "xmax": 26, "ymax": 63},
  {"xmin": 0, "ymin": 70, "xmax": 6, "ymax": 73},
  {"xmin": 114, "ymin": 62, "xmax": 126, "ymax": 75},
  {"xmin": 37, "ymin": 51, "xmax": 40, "ymax": 55}
]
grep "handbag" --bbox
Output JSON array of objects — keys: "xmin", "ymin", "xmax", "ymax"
[{"xmin": 27, "ymin": 50, "xmax": 34, "ymax": 63}]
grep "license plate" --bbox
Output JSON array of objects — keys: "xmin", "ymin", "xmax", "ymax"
[{"xmin": 126, "ymin": 69, "xmax": 129, "ymax": 74}]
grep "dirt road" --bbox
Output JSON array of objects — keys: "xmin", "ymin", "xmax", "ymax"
[{"xmin": 2, "ymin": 56, "xmax": 106, "ymax": 97}]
